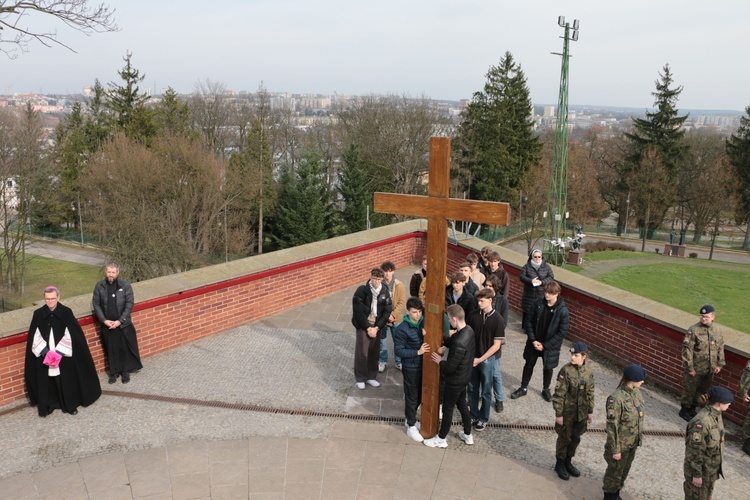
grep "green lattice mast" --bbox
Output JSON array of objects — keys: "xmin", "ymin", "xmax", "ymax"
[{"xmin": 543, "ymin": 16, "xmax": 579, "ymax": 266}]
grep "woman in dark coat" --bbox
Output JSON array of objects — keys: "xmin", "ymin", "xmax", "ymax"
[
  {"xmin": 519, "ymin": 248, "xmax": 555, "ymax": 331},
  {"xmin": 25, "ymin": 286, "xmax": 101, "ymax": 417},
  {"xmin": 510, "ymin": 281, "xmax": 570, "ymax": 402}
]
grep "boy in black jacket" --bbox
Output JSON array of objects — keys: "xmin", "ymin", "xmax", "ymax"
[{"xmin": 424, "ymin": 304, "xmax": 476, "ymax": 448}]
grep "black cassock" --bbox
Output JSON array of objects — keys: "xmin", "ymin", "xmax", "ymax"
[{"xmin": 24, "ymin": 303, "xmax": 101, "ymax": 417}]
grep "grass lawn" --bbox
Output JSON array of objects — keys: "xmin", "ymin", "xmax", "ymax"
[
  {"xmin": 599, "ymin": 263, "xmax": 750, "ymax": 333},
  {"xmin": 4, "ymin": 255, "xmax": 102, "ymax": 308}
]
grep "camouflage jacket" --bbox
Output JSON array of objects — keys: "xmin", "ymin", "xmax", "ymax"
[
  {"xmin": 605, "ymin": 385, "xmax": 644, "ymax": 454},
  {"xmin": 740, "ymin": 360, "xmax": 750, "ymax": 401},
  {"xmin": 682, "ymin": 322, "xmax": 725, "ymax": 374},
  {"xmin": 552, "ymin": 362, "xmax": 595, "ymax": 421},
  {"xmin": 684, "ymin": 406, "xmax": 724, "ymax": 479}
]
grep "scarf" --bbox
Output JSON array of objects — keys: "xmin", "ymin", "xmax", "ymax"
[{"xmin": 369, "ymin": 281, "xmax": 382, "ymax": 319}]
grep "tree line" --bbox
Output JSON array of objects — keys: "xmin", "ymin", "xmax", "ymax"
[{"xmin": 2, "ymin": 51, "xmax": 750, "ymax": 294}]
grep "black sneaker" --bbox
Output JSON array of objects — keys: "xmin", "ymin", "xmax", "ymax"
[
  {"xmin": 108, "ymin": 374, "xmax": 117, "ymax": 384},
  {"xmin": 510, "ymin": 387, "xmax": 527, "ymax": 399},
  {"xmin": 473, "ymin": 421, "xmax": 487, "ymax": 431},
  {"xmin": 121, "ymin": 372, "xmax": 131, "ymax": 384},
  {"xmin": 495, "ymin": 400, "xmax": 504, "ymax": 412}
]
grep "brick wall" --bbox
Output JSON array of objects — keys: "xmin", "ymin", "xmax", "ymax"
[
  {"xmin": 0, "ymin": 230, "xmax": 423, "ymax": 408},
  {"xmin": 1, "ymin": 228, "xmax": 747, "ymax": 425},
  {"xmin": 449, "ymin": 241, "xmax": 749, "ymax": 425}
]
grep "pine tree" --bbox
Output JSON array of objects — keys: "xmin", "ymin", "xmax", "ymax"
[
  {"xmin": 338, "ymin": 143, "xmax": 372, "ymax": 234},
  {"xmin": 154, "ymin": 88, "xmax": 194, "ymax": 137},
  {"xmin": 726, "ymin": 104, "xmax": 750, "ymax": 249},
  {"xmin": 271, "ymin": 151, "xmax": 335, "ymax": 248},
  {"xmin": 107, "ymin": 51, "xmax": 155, "ymax": 141},
  {"xmin": 455, "ymin": 52, "xmax": 541, "ymax": 203},
  {"xmin": 626, "ymin": 64, "xmax": 688, "ymax": 178}
]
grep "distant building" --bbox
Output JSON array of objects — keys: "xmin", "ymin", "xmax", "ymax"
[{"xmin": 544, "ymin": 105, "xmax": 555, "ymax": 117}]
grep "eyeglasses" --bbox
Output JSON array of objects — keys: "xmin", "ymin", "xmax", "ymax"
[{"xmin": 532, "ymin": 256, "xmax": 542, "ymax": 259}]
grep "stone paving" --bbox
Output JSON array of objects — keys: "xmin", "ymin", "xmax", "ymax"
[{"xmin": 1, "ymin": 267, "xmax": 748, "ymax": 499}]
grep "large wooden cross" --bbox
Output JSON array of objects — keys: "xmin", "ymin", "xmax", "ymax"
[{"xmin": 374, "ymin": 137, "xmax": 510, "ymax": 438}]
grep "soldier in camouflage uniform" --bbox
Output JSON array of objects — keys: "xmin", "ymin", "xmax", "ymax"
[
  {"xmin": 602, "ymin": 364, "xmax": 646, "ymax": 500},
  {"xmin": 739, "ymin": 360, "xmax": 750, "ymax": 456},
  {"xmin": 683, "ymin": 386, "xmax": 733, "ymax": 500},
  {"xmin": 680, "ymin": 305, "xmax": 725, "ymax": 421},
  {"xmin": 552, "ymin": 342, "xmax": 595, "ymax": 481}
]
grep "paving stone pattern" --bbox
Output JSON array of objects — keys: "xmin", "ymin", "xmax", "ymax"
[{"xmin": 1, "ymin": 267, "xmax": 748, "ymax": 499}]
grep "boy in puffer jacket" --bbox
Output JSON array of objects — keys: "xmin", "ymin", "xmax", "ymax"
[{"xmin": 394, "ymin": 297, "xmax": 431, "ymax": 442}]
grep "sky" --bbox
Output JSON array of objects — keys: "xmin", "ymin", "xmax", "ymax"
[{"xmin": 2, "ymin": 0, "xmax": 749, "ymax": 111}]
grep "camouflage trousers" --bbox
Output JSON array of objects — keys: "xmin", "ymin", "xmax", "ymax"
[
  {"xmin": 602, "ymin": 446, "xmax": 637, "ymax": 494},
  {"xmin": 681, "ymin": 371, "xmax": 714, "ymax": 407},
  {"xmin": 683, "ymin": 474, "xmax": 716, "ymax": 500},
  {"xmin": 555, "ymin": 417, "xmax": 587, "ymax": 460}
]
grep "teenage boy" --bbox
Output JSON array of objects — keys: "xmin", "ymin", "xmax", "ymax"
[
  {"xmin": 467, "ymin": 288, "xmax": 504, "ymax": 431},
  {"xmin": 379, "ymin": 261, "xmax": 406, "ymax": 372},
  {"xmin": 394, "ymin": 297, "xmax": 430, "ymax": 442},
  {"xmin": 458, "ymin": 262, "xmax": 479, "ymax": 297},
  {"xmin": 352, "ymin": 268, "xmax": 392, "ymax": 390},
  {"xmin": 445, "ymin": 272, "xmax": 476, "ymax": 317},
  {"xmin": 424, "ymin": 304, "xmax": 475, "ymax": 449},
  {"xmin": 465, "ymin": 253, "xmax": 485, "ymax": 289},
  {"xmin": 486, "ymin": 251, "xmax": 509, "ymax": 298}
]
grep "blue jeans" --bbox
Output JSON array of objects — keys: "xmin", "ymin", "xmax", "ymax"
[
  {"xmin": 379, "ymin": 324, "xmax": 402, "ymax": 365},
  {"xmin": 493, "ymin": 357, "xmax": 504, "ymax": 401},
  {"xmin": 468, "ymin": 358, "xmax": 494, "ymax": 423}
]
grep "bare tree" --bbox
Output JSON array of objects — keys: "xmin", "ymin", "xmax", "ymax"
[
  {"xmin": 0, "ymin": 1, "xmax": 117, "ymax": 58},
  {"xmin": 0, "ymin": 105, "xmax": 49, "ymax": 292},
  {"xmin": 628, "ymin": 147, "xmax": 675, "ymax": 252},
  {"xmin": 190, "ymin": 79, "xmax": 233, "ymax": 158},
  {"xmin": 82, "ymin": 133, "xmax": 235, "ymax": 280},
  {"xmin": 336, "ymin": 94, "xmax": 452, "ymax": 204}
]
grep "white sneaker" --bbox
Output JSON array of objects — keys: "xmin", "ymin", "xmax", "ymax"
[
  {"xmin": 406, "ymin": 426, "xmax": 424, "ymax": 442},
  {"xmin": 366, "ymin": 379, "xmax": 380, "ymax": 387},
  {"xmin": 423, "ymin": 436, "xmax": 448, "ymax": 448},
  {"xmin": 405, "ymin": 420, "xmax": 422, "ymax": 431},
  {"xmin": 395, "ymin": 363, "xmax": 402, "ymax": 371},
  {"xmin": 378, "ymin": 362, "xmax": 386, "ymax": 373},
  {"xmin": 356, "ymin": 382, "xmax": 365, "ymax": 390},
  {"xmin": 458, "ymin": 432, "xmax": 474, "ymax": 446}
]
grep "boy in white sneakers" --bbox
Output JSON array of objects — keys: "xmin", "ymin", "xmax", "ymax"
[{"xmin": 394, "ymin": 297, "xmax": 430, "ymax": 442}]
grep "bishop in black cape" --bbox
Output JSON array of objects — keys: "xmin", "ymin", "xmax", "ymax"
[{"xmin": 25, "ymin": 301, "xmax": 102, "ymax": 417}]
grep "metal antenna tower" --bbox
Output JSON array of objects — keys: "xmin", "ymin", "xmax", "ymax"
[{"xmin": 543, "ymin": 16, "xmax": 579, "ymax": 266}]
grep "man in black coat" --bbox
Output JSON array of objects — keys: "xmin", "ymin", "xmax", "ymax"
[
  {"xmin": 510, "ymin": 281, "xmax": 570, "ymax": 402},
  {"xmin": 352, "ymin": 268, "xmax": 392, "ymax": 390},
  {"xmin": 92, "ymin": 262, "xmax": 143, "ymax": 384},
  {"xmin": 25, "ymin": 286, "xmax": 101, "ymax": 417}
]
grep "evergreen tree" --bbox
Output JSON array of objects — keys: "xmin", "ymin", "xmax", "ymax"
[
  {"xmin": 271, "ymin": 151, "xmax": 335, "ymax": 248},
  {"xmin": 625, "ymin": 64, "xmax": 688, "ymax": 178},
  {"xmin": 107, "ymin": 51, "xmax": 155, "ymax": 142},
  {"xmin": 338, "ymin": 143, "xmax": 372, "ymax": 234},
  {"xmin": 154, "ymin": 87, "xmax": 194, "ymax": 137},
  {"xmin": 455, "ymin": 52, "xmax": 541, "ymax": 203},
  {"xmin": 726, "ymin": 104, "xmax": 750, "ymax": 250},
  {"xmin": 622, "ymin": 64, "xmax": 689, "ymax": 234}
]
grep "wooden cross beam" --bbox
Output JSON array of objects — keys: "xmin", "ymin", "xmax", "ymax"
[{"xmin": 374, "ymin": 136, "xmax": 510, "ymax": 438}]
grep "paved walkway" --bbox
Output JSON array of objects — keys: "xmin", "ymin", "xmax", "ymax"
[{"xmin": 1, "ymin": 268, "xmax": 748, "ymax": 499}]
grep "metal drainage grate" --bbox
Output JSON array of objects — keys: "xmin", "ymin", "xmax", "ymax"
[{"xmin": 103, "ymin": 390, "xmax": 688, "ymax": 438}]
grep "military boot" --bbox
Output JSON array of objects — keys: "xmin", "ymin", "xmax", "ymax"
[
  {"xmin": 564, "ymin": 457, "xmax": 581, "ymax": 477},
  {"xmin": 679, "ymin": 406, "xmax": 693, "ymax": 421},
  {"xmin": 742, "ymin": 438, "xmax": 750, "ymax": 457},
  {"xmin": 602, "ymin": 493, "xmax": 618, "ymax": 500},
  {"xmin": 555, "ymin": 458, "xmax": 569, "ymax": 480}
]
